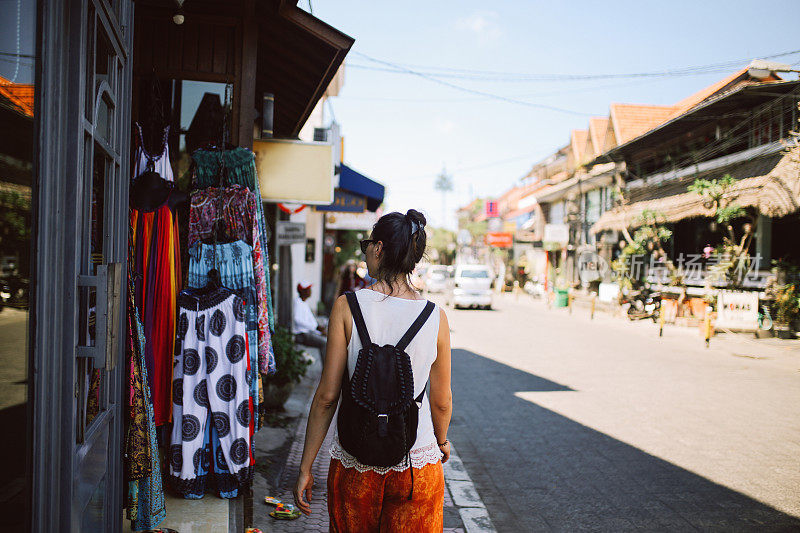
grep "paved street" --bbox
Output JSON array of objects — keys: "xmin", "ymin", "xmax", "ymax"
[{"xmin": 440, "ymin": 292, "xmax": 800, "ymax": 532}]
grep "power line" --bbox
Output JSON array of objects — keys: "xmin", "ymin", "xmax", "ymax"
[
  {"xmin": 350, "ymin": 52, "xmax": 598, "ymax": 116},
  {"xmin": 350, "ymin": 49, "xmax": 800, "ymax": 83},
  {"xmin": 337, "ymin": 76, "xmax": 672, "ymax": 103},
  {"xmin": 403, "ymin": 152, "xmax": 545, "ymax": 183},
  {"xmin": 11, "ymin": 0, "xmax": 21, "ymax": 83},
  {"xmin": 347, "ymin": 62, "xmax": 736, "ymax": 82}
]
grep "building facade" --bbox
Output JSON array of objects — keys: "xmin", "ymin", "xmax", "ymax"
[{"xmin": 0, "ymin": 0, "xmax": 353, "ymax": 529}]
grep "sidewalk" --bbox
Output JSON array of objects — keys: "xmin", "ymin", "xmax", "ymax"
[
  {"xmin": 496, "ymin": 292, "xmax": 800, "ymax": 371},
  {"xmin": 251, "ymin": 348, "xmax": 489, "ymax": 532}
]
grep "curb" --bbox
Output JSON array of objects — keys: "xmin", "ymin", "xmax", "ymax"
[{"xmin": 444, "ymin": 444, "xmax": 497, "ymax": 533}]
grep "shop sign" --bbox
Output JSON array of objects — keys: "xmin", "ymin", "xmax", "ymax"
[
  {"xmin": 487, "ymin": 218, "xmax": 502, "ymax": 232},
  {"xmin": 543, "ymin": 223, "xmax": 569, "ymax": 244},
  {"xmin": 716, "ymin": 290, "xmax": 758, "ymax": 331},
  {"xmin": 314, "ymin": 188, "xmax": 366, "ymax": 213},
  {"xmin": 485, "ymin": 232, "xmax": 513, "ymax": 248},
  {"xmin": 253, "ymin": 139, "xmax": 334, "ymax": 204},
  {"xmin": 325, "ymin": 210, "xmax": 380, "ymax": 231},
  {"xmin": 275, "ymin": 221, "xmax": 306, "ymax": 246},
  {"xmin": 485, "ymin": 200, "xmax": 499, "ymax": 218},
  {"xmin": 503, "ymin": 221, "xmax": 517, "ymax": 233}
]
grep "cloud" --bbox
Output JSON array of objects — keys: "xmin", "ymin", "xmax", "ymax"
[{"xmin": 455, "ymin": 11, "xmax": 502, "ymax": 41}]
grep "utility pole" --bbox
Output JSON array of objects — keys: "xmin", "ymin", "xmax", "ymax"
[{"xmin": 434, "ymin": 166, "xmax": 454, "ymax": 228}]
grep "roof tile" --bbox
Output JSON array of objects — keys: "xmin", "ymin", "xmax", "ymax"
[{"xmin": 0, "ymin": 76, "xmax": 34, "ymax": 117}]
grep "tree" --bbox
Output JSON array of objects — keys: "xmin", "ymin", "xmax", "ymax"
[
  {"xmin": 427, "ymin": 227, "xmax": 457, "ymax": 264},
  {"xmin": 457, "ymin": 198, "xmax": 488, "ymax": 242},
  {"xmin": 613, "ymin": 209, "xmax": 675, "ymax": 288},
  {"xmin": 434, "ymin": 167, "xmax": 454, "ymax": 228},
  {"xmin": 688, "ymin": 174, "xmax": 754, "ymax": 288}
]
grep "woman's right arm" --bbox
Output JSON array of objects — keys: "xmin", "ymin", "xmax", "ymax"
[{"xmin": 429, "ymin": 307, "xmax": 453, "ymax": 463}]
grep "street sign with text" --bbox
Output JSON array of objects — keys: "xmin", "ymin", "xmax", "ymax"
[
  {"xmin": 275, "ymin": 221, "xmax": 306, "ymax": 246},
  {"xmin": 716, "ymin": 290, "xmax": 758, "ymax": 331},
  {"xmin": 485, "ymin": 232, "xmax": 513, "ymax": 248}
]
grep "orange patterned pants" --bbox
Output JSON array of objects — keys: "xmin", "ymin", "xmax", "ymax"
[{"xmin": 327, "ymin": 458, "xmax": 444, "ymax": 532}]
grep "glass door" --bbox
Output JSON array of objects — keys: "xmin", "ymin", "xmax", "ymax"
[
  {"xmin": 71, "ymin": 1, "xmax": 132, "ymax": 530},
  {"xmin": 0, "ymin": 1, "xmax": 36, "ymax": 531}
]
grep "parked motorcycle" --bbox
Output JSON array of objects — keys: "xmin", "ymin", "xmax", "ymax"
[
  {"xmin": 621, "ymin": 288, "xmax": 662, "ymax": 322},
  {"xmin": 0, "ymin": 279, "xmax": 10, "ymax": 313}
]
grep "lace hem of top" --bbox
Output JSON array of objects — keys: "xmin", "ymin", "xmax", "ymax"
[{"xmin": 329, "ymin": 437, "xmax": 442, "ymax": 474}]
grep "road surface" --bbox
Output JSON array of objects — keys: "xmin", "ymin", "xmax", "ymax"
[{"xmin": 439, "ymin": 292, "xmax": 800, "ymax": 531}]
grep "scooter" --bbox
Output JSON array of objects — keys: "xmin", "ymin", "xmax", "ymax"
[{"xmin": 621, "ymin": 288, "xmax": 661, "ymax": 322}]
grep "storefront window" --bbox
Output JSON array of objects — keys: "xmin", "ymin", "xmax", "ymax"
[
  {"xmin": 0, "ymin": 0, "xmax": 36, "ymax": 527},
  {"xmin": 135, "ymin": 78, "xmax": 231, "ymax": 188}
]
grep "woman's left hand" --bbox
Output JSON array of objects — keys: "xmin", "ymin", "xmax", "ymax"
[
  {"xmin": 439, "ymin": 442, "xmax": 451, "ymax": 464},
  {"xmin": 293, "ymin": 470, "xmax": 315, "ymax": 515}
]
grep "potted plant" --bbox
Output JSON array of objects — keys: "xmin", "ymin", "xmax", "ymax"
[
  {"xmin": 262, "ymin": 325, "xmax": 311, "ymax": 408},
  {"xmin": 773, "ymin": 284, "xmax": 799, "ymax": 339}
]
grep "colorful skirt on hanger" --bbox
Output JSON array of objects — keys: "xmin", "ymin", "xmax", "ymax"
[
  {"xmin": 188, "ymin": 185, "xmax": 273, "ymax": 375},
  {"xmin": 193, "ymin": 147, "xmax": 275, "ymax": 332},
  {"xmin": 130, "ymin": 200, "xmax": 181, "ymax": 426}
]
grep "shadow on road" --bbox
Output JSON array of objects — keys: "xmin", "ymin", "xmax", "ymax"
[{"xmin": 449, "ymin": 348, "xmax": 800, "ymax": 532}]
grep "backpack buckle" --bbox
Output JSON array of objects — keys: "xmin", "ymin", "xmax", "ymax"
[{"xmin": 377, "ymin": 414, "xmax": 389, "ymax": 438}]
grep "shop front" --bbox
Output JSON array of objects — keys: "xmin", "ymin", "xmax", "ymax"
[
  {"xmin": 0, "ymin": 0, "xmax": 352, "ymax": 530},
  {"xmin": 315, "ymin": 165, "xmax": 385, "ymax": 312}
]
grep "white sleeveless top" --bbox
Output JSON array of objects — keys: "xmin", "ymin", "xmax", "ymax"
[
  {"xmin": 329, "ymin": 288, "xmax": 443, "ymax": 473},
  {"xmin": 133, "ymin": 123, "xmax": 174, "ymax": 182}
]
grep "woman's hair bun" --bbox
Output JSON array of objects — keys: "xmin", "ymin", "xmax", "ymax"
[
  {"xmin": 405, "ymin": 209, "xmax": 426, "ymax": 231},
  {"xmin": 368, "ymin": 209, "xmax": 428, "ymax": 290}
]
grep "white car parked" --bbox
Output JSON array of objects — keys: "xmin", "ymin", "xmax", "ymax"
[
  {"xmin": 447, "ymin": 265, "xmax": 493, "ymax": 310},
  {"xmin": 425, "ymin": 265, "xmax": 450, "ymax": 293}
]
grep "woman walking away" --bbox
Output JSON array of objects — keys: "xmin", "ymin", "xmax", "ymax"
[{"xmin": 293, "ymin": 209, "xmax": 453, "ymax": 532}]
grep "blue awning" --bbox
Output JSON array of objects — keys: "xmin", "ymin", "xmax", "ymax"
[{"xmin": 339, "ymin": 164, "xmax": 385, "ymax": 212}]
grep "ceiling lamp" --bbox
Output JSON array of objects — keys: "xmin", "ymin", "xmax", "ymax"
[{"xmin": 173, "ymin": 0, "xmax": 185, "ymax": 25}]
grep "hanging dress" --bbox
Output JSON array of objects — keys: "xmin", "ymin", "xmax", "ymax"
[
  {"xmin": 125, "ymin": 222, "xmax": 166, "ymax": 531},
  {"xmin": 131, "ymin": 194, "xmax": 182, "ymax": 426},
  {"xmin": 134, "ymin": 122, "xmax": 174, "ymax": 181},
  {"xmin": 192, "ymin": 148, "xmax": 274, "ymax": 332}
]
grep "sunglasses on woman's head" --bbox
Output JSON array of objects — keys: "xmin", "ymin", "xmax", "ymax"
[{"xmin": 359, "ymin": 239, "xmax": 375, "ymax": 255}]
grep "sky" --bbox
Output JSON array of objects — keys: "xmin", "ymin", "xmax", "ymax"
[
  {"xmin": 303, "ymin": 0, "xmax": 800, "ymax": 230},
  {"xmin": 0, "ymin": 0, "xmax": 36, "ymax": 84}
]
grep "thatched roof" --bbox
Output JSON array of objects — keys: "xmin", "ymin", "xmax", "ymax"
[{"xmin": 591, "ymin": 146, "xmax": 800, "ymax": 233}]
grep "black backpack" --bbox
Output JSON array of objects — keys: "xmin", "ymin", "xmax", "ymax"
[{"xmin": 338, "ymin": 291, "xmax": 435, "ymax": 473}]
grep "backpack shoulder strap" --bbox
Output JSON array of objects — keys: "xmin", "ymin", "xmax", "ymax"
[
  {"xmin": 396, "ymin": 301, "xmax": 436, "ymax": 352},
  {"xmin": 345, "ymin": 291, "xmax": 371, "ymax": 347}
]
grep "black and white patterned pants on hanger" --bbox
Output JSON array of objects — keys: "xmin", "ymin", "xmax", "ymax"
[{"xmin": 169, "ymin": 287, "xmax": 254, "ymax": 498}]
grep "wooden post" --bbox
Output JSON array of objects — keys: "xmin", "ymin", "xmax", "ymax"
[
  {"xmin": 704, "ymin": 305, "xmax": 712, "ymax": 348},
  {"xmin": 659, "ymin": 303, "xmax": 665, "ymax": 337},
  {"xmin": 590, "ymin": 294, "xmax": 596, "ymax": 319},
  {"xmin": 568, "ymin": 292, "xmax": 573, "ymax": 315},
  {"xmin": 238, "ymin": 0, "xmax": 258, "ymax": 148}
]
